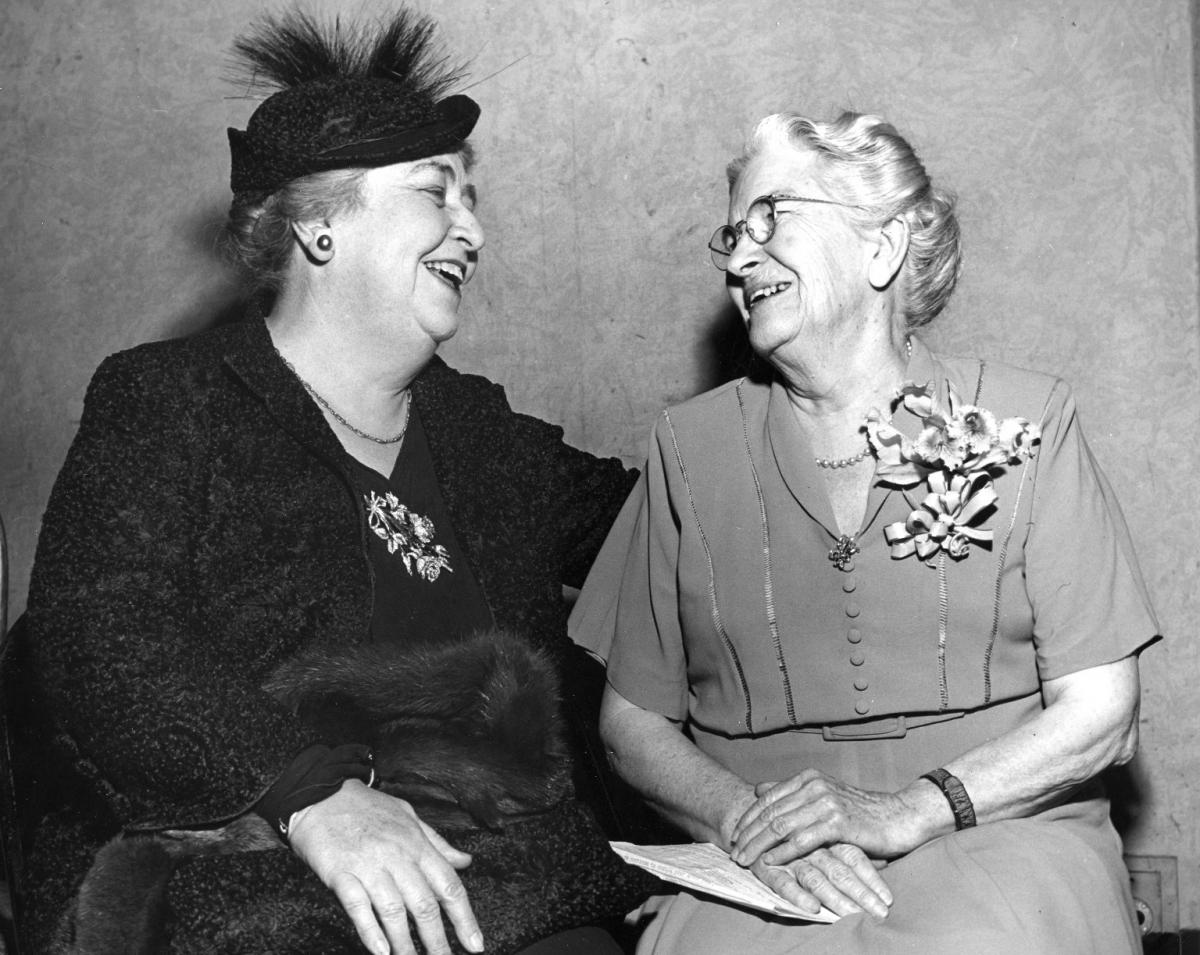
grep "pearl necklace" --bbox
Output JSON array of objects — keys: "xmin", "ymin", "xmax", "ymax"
[
  {"xmin": 278, "ymin": 353, "xmax": 411, "ymax": 445},
  {"xmin": 814, "ymin": 446, "xmax": 871, "ymax": 469},
  {"xmin": 812, "ymin": 337, "xmax": 912, "ymax": 470}
]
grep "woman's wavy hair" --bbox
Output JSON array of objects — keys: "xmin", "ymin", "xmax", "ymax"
[
  {"xmin": 727, "ymin": 112, "xmax": 962, "ymax": 330},
  {"xmin": 224, "ymin": 170, "xmax": 366, "ymax": 291}
]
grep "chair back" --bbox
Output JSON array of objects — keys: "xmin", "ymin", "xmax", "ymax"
[
  {"xmin": 0, "ymin": 507, "xmax": 7, "ymax": 648},
  {"xmin": 0, "ymin": 512, "xmax": 25, "ymax": 952}
]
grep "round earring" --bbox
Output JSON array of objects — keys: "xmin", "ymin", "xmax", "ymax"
[{"xmin": 316, "ymin": 234, "xmax": 333, "ymax": 252}]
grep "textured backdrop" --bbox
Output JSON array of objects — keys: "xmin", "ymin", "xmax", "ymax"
[{"xmin": 2, "ymin": 0, "xmax": 1197, "ymax": 924}]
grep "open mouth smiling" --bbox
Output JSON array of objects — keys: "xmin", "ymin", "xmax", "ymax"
[
  {"xmin": 424, "ymin": 259, "xmax": 466, "ymax": 291},
  {"xmin": 745, "ymin": 280, "xmax": 792, "ymax": 311}
]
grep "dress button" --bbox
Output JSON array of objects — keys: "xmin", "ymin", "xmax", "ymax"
[
  {"xmin": 845, "ymin": 601, "xmax": 860, "ymax": 618},
  {"xmin": 847, "ymin": 628, "xmax": 862, "ymax": 644},
  {"xmin": 850, "ymin": 650, "xmax": 865, "ymax": 666},
  {"xmin": 854, "ymin": 700, "xmax": 871, "ymax": 715},
  {"xmin": 842, "ymin": 576, "xmax": 857, "ymax": 593},
  {"xmin": 854, "ymin": 678, "xmax": 869, "ymax": 691}
]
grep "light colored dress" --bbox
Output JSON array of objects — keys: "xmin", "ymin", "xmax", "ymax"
[{"xmin": 571, "ymin": 340, "xmax": 1160, "ymax": 955}]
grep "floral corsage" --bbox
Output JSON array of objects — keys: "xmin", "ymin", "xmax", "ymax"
[{"xmin": 865, "ymin": 382, "xmax": 1040, "ymax": 564}]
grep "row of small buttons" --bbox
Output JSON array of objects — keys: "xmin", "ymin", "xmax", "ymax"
[{"xmin": 843, "ymin": 569, "xmax": 870, "ymax": 715}]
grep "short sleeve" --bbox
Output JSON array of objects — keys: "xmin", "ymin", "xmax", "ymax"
[
  {"xmin": 1025, "ymin": 380, "xmax": 1161, "ymax": 680},
  {"xmin": 569, "ymin": 418, "xmax": 690, "ymax": 720}
]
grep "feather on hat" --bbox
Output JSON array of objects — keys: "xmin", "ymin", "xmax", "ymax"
[{"xmin": 227, "ymin": 9, "xmax": 479, "ymax": 200}]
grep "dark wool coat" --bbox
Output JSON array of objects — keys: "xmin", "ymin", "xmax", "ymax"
[{"xmin": 18, "ymin": 316, "xmax": 641, "ymax": 952}]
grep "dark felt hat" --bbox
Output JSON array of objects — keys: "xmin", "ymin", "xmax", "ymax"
[{"xmin": 227, "ymin": 10, "xmax": 479, "ymax": 200}]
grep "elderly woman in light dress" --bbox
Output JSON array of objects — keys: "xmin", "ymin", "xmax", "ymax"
[{"xmin": 572, "ymin": 109, "xmax": 1158, "ymax": 954}]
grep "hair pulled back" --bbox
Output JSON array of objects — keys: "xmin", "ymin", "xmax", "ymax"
[
  {"xmin": 223, "ymin": 170, "xmax": 366, "ymax": 291},
  {"xmin": 727, "ymin": 112, "xmax": 962, "ymax": 329}
]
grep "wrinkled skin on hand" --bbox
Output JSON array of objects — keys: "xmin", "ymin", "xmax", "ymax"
[
  {"xmin": 289, "ymin": 779, "xmax": 485, "ymax": 955},
  {"xmin": 731, "ymin": 770, "xmax": 922, "ymax": 919},
  {"xmin": 750, "ymin": 844, "xmax": 892, "ymax": 919}
]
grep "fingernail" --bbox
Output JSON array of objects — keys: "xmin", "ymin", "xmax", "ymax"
[{"xmin": 468, "ymin": 931, "xmax": 485, "ymax": 952}]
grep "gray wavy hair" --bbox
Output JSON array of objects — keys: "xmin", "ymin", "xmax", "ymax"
[
  {"xmin": 224, "ymin": 169, "xmax": 367, "ymax": 291},
  {"xmin": 727, "ymin": 111, "xmax": 962, "ymax": 330}
]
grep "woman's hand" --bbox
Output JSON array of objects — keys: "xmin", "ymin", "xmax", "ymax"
[
  {"xmin": 731, "ymin": 771, "xmax": 921, "ymax": 868},
  {"xmin": 750, "ymin": 843, "xmax": 892, "ymax": 919},
  {"xmin": 288, "ymin": 779, "xmax": 483, "ymax": 955}
]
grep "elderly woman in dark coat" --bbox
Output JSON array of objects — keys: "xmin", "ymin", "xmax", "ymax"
[{"xmin": 17, "ymin": 10, "xmax": 644, "ymax": 955}]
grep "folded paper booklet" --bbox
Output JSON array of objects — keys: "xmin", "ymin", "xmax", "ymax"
[{"xmin": 610, "ymin": 841, "xmax": 839, "ymax": 923}]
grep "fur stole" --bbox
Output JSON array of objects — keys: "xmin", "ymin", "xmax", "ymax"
[
  {"xmin": 264, "ymin": 628, "xmax": 572, "ymax": 829},
  {"xmin": 57, "ymin": 630, "xmax": 643, "ymax": 954}
]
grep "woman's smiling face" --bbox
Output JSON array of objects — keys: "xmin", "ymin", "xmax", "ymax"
[
  {"xmin": 724, "ymin": 143, "xmax": 876, "ymax": 367},
  {"xmin": 332, "ymin": 151, "xmax": 484, "ymax": 349}
]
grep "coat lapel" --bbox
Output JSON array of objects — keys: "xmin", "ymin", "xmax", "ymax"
[
  {"xmin": 409, "ymin": 358, "xmax": 497, "ymax": 619},
  {"xmin": 221, "ymin": 312, "xmax": 351, "ymax": 470}
]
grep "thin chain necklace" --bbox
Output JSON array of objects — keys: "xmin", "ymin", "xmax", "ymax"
[
  {"xmin": 278, "ymin": 352, "xmax": 411, "ymax": 445},
  {"xmin": 813, "ymin": 337, "xmax": 912, "ymax": 470}
]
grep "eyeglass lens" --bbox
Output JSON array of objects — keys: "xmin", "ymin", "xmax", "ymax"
[{"xmin": 709, "ymin": 197, "xmax": 777, "ymax": 269}]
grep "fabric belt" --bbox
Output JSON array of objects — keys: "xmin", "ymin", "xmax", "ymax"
[{"xmin": 794, "ymin": 710, "xmax": 966, "ymax": 741}]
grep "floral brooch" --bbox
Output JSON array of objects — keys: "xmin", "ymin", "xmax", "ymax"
[
  {"xmin": 364, "ymin": 491, "xmax": 454, "ymax": 581},
  {"xmin": 865, "ymin": 382, "xmax": 1040, "ymax": 564}
]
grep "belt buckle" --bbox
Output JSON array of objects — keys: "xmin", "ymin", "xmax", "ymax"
[{"xmin": 821, "ymin": 715, "xmax": 908, "ymax": 741}]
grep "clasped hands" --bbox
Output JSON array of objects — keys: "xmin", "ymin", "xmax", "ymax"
[
  {"xmin": 727, "ymin": 769, "xmax": 917, "ymax": 920},
  {"xmin": 286, "ymin": 768, "xmax": 906, "ymax": 949},
  {"xmin": 288, "ymin": 779, "xmax": 483, "ymax": 955}
]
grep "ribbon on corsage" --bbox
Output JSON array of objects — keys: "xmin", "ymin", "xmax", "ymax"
[{"xmin": 866, "ymin": 381, "xmax": 1040, "ymax": 565}]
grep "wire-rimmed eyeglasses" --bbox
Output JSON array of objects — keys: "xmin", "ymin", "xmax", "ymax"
[{"xmin": 708, "ymin": 194, "xmax": 862, "ymax": 270}]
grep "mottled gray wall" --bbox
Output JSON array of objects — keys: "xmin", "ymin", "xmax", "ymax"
[{"xmin": 3, "ymin": 0, "xmax": 1198, "ymax": 921}]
